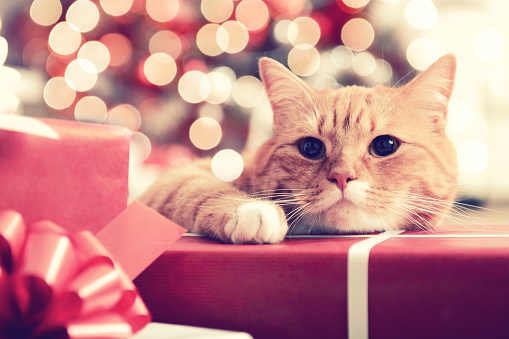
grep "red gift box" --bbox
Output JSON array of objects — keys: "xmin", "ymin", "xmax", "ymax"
[
  {"xmin": 0, "ymin": 116, "xmax": 130, "ymax": 233},
  {"xmin": 134, "ymin": 226, "xmax": 509, "ymax": 339}
]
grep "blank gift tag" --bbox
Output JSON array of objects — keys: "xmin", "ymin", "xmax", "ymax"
[{"xmin": 96, "ymin": 202, "xmax": 187, "ymax": 280}]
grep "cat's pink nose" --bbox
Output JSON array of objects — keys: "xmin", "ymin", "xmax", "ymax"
[{"xmin": 328, "ymin": 172, "xmax": 356, "ymax": 191}]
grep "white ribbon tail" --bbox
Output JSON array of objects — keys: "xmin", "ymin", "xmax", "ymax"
[{"xmin": 347, "ymin": 229, "xmax": 404, "ymax": 339}]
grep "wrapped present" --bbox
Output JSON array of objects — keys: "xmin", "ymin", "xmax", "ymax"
[
  {"xmin": 0, "ymin": 204, "xmax": 186, "ymax": 339},
  {"xmin": 0, "ymin": 116, "xmax": 130, "ymax": 233},
  {"xmin": 134, "ymin": 226, "xmax": 509, "ymax": 339}
]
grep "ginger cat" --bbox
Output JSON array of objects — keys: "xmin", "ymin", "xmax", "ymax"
[{"xmin": 139, "ymin": 54, "xmax": 458, "ymax": 244}]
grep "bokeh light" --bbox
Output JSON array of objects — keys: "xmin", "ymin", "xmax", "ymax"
[
  {"xmin": 0, "ymin": 66, "xmax": 21, "ymax": 95},
  {"xmin": 446, "ymin": 99, "xmax": 472, "ymax": 133},
  {"xmin": 288, "ymin": 44, "xmax": 321, "ymax": 76},
  {"xmin": 211, "ymin": 149, "xmax": 244, "ymax": 182},
  {"xmin": 144, "ymin": 53, "xmax": 177, "ymax": 86},
  {"xmin": 74, "ymin": 96, "xmax": 108, "ymax": 122},
  {"xmin": 341, "ymin": 18, "xmax": 374, "ymax": 51},
  {"xmin": 273, "ymin": 0, "xmax": 306, "ymax": 17},
  {"xmin": 99, "ymin": 0, "xmax": 133, "ymax": 17},
  {"xmin": 108, "ymin": 104, "xmax": 141, "ymax": 131},
  {"xmin": 217, "ymin": 21, "xmax": 249, "ymax": 54},
  {"xmin": 352, "ymin": 51, "xmax": 376, "ymax": 76},
  {"xmin": 189, "ymin": 117, "xmax": 222, "ymax": 150},
  {"xmin": 405, "ymin": 0, "xmax": 437, "ymax": 29},
  {"xmin": 288, "ymin": 17, "xmax": 321, "ymax": 47},
  {"xmin": 201, "ymin": 0, "xmax": 233, "ymax": 23},
  {"xmin": 342, "ymin": 0, "xmax": 370, "ymax": 9},
  {"xmin": 371, "ymin": 59, "xmax": 393, "ymax": 84},
  {"xmin": 100, "ymin": 34, "xmax": 132, "ymax": 67},
  {"xmin": 458, "ymin": 140, "xmax": 488, "ymax": 174},
  {"xmin": 232, "ymin": 76, "xmax": 264, "ymax": 108},
  {"xmin": 48, "ymin": 22, "xmax": 82, "ymax": 56},
  {"xmin": 0, "ymin": 37, "xmax": 7, "ymax": 66},
  {"xmin": 474, "ymin": 29, "xmax": 503, "ymax": 63},
  {"xmin": 149, "ymin": 31, "xmax": 182, "ymax": 59},
  {"xmin": 78, "ymin": 41, "xmax": 110, "ymax": 73},
  {"xmin": 199, "ymin": 103, "xmax": 225, "ymax": 122},
  {"xmin": 0, "ymin": 94, "xmax": 19, "ymax": 115},
  {"xmin": 130, "ymin": 132, "xmax": 152, "ymax": 163},
  {"xmin": 30, "ymin": 0, "xmax": 62, "ymax": 26},
  {"xmin": 178, "ymin": 70, "xmax": 211, "ymax": 103},
  {"xmin": 406, "ymin": 37, "xmax": 438, "ymax": 70},
  {"xmin": 146, "ymin": 0, "xmax": 179, "ymax": 23},
  {"xmin": 206, "ymin": 71, "xmax": 232, "ymax": 104},
  {"xmin": 66, "ymin": 0, "xmax": 100, "ymax": 33},
  {"xmin": 65, "ymin": 59, "xmax": 98, "ymax": 92},
  {"xmin": 488, "ymin": 63, "xmax": 508, "ymax": 97},
  {"xmin": 44, "ymin": 77, "xmax": 76, "ymax": 110},
  {"xmin": 331, "ymin": 45, "xmax": 354, "ymax": 69},
  {"xmin": 236, "ymin": 0, "xmax": 270, "ymax": 32},
  {"xmin": 214, "ymin": 66, "xmax": 237, "ymax": 84},
  {"xmin": 23, "ymin": 38, "xmax": 48, "ymax": 69},
  {"xmin": 274, "ymin": 20, "xmax": 292, "ymax": 44},
  {"xmin": 197, "ymin": 24, "xmax": 224, "ymax": 57}
]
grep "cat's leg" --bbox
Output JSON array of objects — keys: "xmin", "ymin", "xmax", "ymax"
[{"xmin": 138, "ymin": 160, "xmax": 288, "ymax": 244}]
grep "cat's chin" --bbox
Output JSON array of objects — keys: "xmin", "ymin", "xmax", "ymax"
[{"xmin": 289, "ymin": 202, "xmax": 399, "ymax": 235}]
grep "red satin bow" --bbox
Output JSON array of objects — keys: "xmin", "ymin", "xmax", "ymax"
[{"xmin": 0, "ymin": 210, "xmax": 151, "ymax": 339}]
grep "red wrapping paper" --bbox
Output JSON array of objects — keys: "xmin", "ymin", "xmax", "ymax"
[
  {"xmin": 0, "ymin": 117, "xmax": 130, "ymax": 234},
  {"xmin": 134, "ymin": 226, "xmax": 509, "ymax": 339}
]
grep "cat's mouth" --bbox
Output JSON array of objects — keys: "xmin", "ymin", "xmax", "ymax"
[
  {"xmin": 309, "ymin": 180, "xmax": 370, "ymax": 213},
  {"xmin": 295, "ymin": 181, "xmax": 401, "ymax": 233}
]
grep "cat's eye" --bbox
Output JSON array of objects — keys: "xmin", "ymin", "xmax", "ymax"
[
  {"xmin": 298, "ymin": 137, "xmax": 326, "ymax": 159},
  {"xmin": 369, "ymin": 135, "xmax": 400, "ymax": 157}
]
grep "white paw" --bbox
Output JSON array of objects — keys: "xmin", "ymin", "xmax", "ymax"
[{"xmin": 225, "ymin": 201, "xmax": 288, "ymax": 244}]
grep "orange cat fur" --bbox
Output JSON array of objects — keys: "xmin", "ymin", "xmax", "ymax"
[{"xmin": 139, "ymin": 54, "xmax": 458, "ymax": 244}]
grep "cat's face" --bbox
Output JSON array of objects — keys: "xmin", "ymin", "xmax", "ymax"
[{"xmin": 254, "ymin": 55, "xmax": 458, "ymax": 233}]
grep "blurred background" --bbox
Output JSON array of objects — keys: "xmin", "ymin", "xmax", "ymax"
[{"xmin": 0, "ymin": 0, "xmax": 508, "ymax": 218}]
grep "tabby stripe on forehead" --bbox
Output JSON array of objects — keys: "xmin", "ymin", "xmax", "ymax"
[
  {"xmin": 333, "ymin": 96, "xmax": 339, "ymax": 128},
  {"xmin": 343, "ymin": 102, "xmax": 352, "ymax": 130},
  {"xmin": 318, "ymin": 115, "xmax": 325, "ymax": 134}
]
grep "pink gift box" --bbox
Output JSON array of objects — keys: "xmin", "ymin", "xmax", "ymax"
[
  {"xmin": 0, "ymin": 115, "xmax": 189, "ymax": 338},
  {"xmin": 0, "ymin": 117, "xmax": 130, "ymax": 233}
]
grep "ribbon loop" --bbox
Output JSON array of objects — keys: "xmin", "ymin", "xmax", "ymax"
[
  {"xmin": 67, "ymin": 263, "xmax": 123, "ymax": 318},
  {"xmin": 71, "ymin": 231, "xmax": 115, "ymax": 271},
  {"xmin": 0, "ymin": 210, "xmax": 26, "ymax": 273}
]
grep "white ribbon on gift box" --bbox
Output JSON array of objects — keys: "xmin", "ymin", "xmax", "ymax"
[
  {"xmin": 342, "ymin": 230, "xmax": 509, "ymax": 339},
  {"xmin": 347, "ymin": 229, "xmax": 404, "ymax": 339},
  {"xmin": 0, "ymin": 114, "xmax": 60, "ymax": 139}
]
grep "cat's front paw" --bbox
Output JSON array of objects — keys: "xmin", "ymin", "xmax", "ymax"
[{"xmin": 225, "ymin": 201, "xmax": 288, "ymax": 244}]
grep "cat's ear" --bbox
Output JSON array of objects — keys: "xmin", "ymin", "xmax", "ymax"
[
  {"xmin": 402, "ymin": 53, "xmax": 456, "ymax": 132},
  {"xmin": 259, "ymin": 57, "xmax": 314, "ymax": 129}
]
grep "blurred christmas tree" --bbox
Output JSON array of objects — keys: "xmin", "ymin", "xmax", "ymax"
[{"xmin": 4, "ymin": 0, "xmax": 411, "ymax": 160}]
